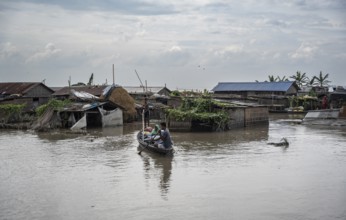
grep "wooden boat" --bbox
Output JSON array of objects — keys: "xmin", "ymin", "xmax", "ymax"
[{"xmin": 137, "ymin": 131, "xmax": 174, "ymax": 155}]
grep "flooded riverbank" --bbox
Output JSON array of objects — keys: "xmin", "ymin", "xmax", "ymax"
[{"xmin": 1, "ymin": 115, "xmax": 346, "ymax": 220}]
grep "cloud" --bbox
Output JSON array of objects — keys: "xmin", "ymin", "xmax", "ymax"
[
  {"xmin": 290, "ymin": 42, "xmax": 319, "ymax": 59},
  {"xmin": 214, "ymin": 44, "xmax": 244, "ymax": 59},
  {"xmin": 1, "ymin": 0, "xmax": 178, "ymax": 15},
  {"xmin": 25, "ymin": 43, "xmax": 62, "ymax": 64},
  {"xmin": 158, "ymin": 45, "xmax": 190, "ymax": 66},
  {"xmin": 0, "ymin": 42, "xmax": 19, "ymax": 59},
  {"xmin": 0, "ymin": 0, "xmax": 345, "ymax": 88}
]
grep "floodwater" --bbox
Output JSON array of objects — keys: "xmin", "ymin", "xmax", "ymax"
[{"xmin": 1, "ymin": 115, "xmax": 346, "ymax": 220}]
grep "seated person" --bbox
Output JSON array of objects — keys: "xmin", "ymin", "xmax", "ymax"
[
  {"xmin": 157, "ymin": 122, "xmax": 172, "ymax": 149},
  {"xmin": 144, "ymin": 124, "xmax": 160, "ymax": 142}
]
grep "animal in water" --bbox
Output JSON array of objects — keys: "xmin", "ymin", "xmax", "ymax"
[{"xmin": 267, "ymin": 138, "xmax": 289, "ymax": 147}]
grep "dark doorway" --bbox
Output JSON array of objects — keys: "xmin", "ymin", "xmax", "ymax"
[{"xmin": 86, "ymin": 112, "xmax": 102, "ymax": 128}]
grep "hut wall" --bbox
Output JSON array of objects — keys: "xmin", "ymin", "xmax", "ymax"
[
  {"xmin": 25, "ymin": 85, "xmax": 53, "ymax": 98},
  {"xmin": 286, "ymin": 85, "xmax": 298, "ymax": 95},
  {"xmin": 101, "ymin": 108, "xmax": 123, "ymax": 127},
  {"xmin": 244, "ymin": 107, "xmax": 269, "ymax": 127},
  {"xmin": 168, "ymin": 117, "xmax": 192, "ymax": 132},
  {"xmin": 158, "ymin": 88, "xmax": 171, "ymax": 96},
  {"xmin": 340, "ymin": 104, "xmax": 346, "ymax": 118},
  {"xmin": 258, "ymin": 97, "xmax": 288, "ymax": 106},
  {"xmin": 71, "ymin": 115, "xmax": 86, "ymax": 130},
  {"xmin": 227, "ymin": 107, "xmax": 245, "ymax": 129}
]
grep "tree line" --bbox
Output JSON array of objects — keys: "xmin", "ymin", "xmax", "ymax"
[{"xmin": 261, "ymin": 71, "xmax": 331, "ymax": 88}]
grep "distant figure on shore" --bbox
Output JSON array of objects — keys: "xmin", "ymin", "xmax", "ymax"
[
  {"xmin": 143, "ymin": 97, "xmax": 150, "ymax": 127},
  {"xmin": 322, "ymin": 95, "xmax": 328, "ymax": 109}
]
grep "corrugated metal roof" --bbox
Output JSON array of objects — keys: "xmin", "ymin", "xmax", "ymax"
[
  {"xmin": 123, "ymin": 86, "xmax": 168, "ymax": 94},
  {"xmin": 53, "ymin": 85, "xmax": 108, "ymax": 96},
  {"xmin": 0, "ymin": 82, "xmax": 48, "ymax": 95},
  {"xmin": 211, "ymin": 81, "xmax": 297, "ymax": 92}
]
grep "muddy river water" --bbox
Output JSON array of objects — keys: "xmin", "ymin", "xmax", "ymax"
[{"xmin": 1, "ymin": 115, "xmax": 346, "ymax": 220}]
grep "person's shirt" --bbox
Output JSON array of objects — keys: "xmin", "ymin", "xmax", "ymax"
[{"xmin": 161, "ymin": 129, "xmax": 172, "ymax": 148}]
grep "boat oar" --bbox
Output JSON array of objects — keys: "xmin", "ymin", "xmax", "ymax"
[{"xmin": 138, "ymin": 143, "xmax": 148, "ymax": 155}]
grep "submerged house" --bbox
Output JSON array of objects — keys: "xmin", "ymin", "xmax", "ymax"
[
  {"xmin": 123, "ymin": 86, "xmax": 171, "ymax": 121},
  {"xmin": 60, "ymin": 101, "xmax": 123, "ymax": 130},
  {"xmin": 52, "ymin": 85, "xmax": 107, "ymax": 100},
  {"xmin": 211, "ymin": 81, "xmax": 300, "ymax": 110},
  {"xmin": 33, "ymin": 85, "xmax": 137, "ymax": 130},
  {"xmin": 123, "ymin": 86, "xmax": 171, "ymax": 100},
  {"xmin": 33, "ymin": 87, "xmax": 124, "ymax": 131},
  {"xmin": 0, "ymin": 82, "xmax": 54, "ymax": 111},
  {"xmin": 211, "ymin": 81, "xmax": 299, "ymax": 97}
]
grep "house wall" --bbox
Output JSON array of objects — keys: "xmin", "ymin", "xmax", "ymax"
[
  {"xmin": 24, "ymin": 85, "xmax": 53, "ymax": 98},
  {"xmin": 226, "ymin": 107, "xmax": 245, "ymax": 129},
  {"xmin": 71, "ymin": 115, "xmax": 86, "ymax": 130},
  {"xmin": 158, "ymin": 88, "xmax": 171, "ymax": 96},
  {"xmin": 101, "ymin": 108, "xmax": 123, "ymax": 127},
  {"xmin": 168, "ymin": 106, "xmax": 268, "ymax": 131},
  {"xmin": 168, "ymin": 117, "xmax": 192, "ymax": 132},
  {"xmin": 286, "ymin": 85, "xmax": 298, "ymax": 95},
  {"xmin": 340, "ymin": 104, "xmax": 346, "ymax": 118},
  {"xmin": 244, "ymin": 107, "xmax": 269, "ymax": 127},
  {"xmin": 0, "ymin": 84, "xmax": 53, "ymax": 112},
  {"xmin": 258, "ymin": 97, "xmax": 289, "ymax": 107}
]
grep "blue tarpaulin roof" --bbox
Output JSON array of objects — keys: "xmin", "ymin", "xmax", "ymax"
[{"xmin": 211, "ymin": 81, "xmax": 297, "ymax": 92}]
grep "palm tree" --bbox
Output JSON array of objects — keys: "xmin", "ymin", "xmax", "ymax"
[
  {"xmin": 266, "ymin": 75, "xmax": 288, "ymax": 82},
  {"xmin": 276, "ymin": 76, "xmax": 289, "ymax": 81},
  {"xmin": 312, "ymin": 71, "xmax": 331, "ymax": 87},
  {"xmin": 268, "ymin": 75, "xmax": 277, "ymax": 82},
  {"xmin": 290, "ymin": 71, "xmax": 308, "ymax": 87}
]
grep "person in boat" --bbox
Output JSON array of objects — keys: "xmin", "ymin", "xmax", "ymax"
[
  {"xmin": 157, "ymin": 122, "xmax": 172, "ymax": 149},
  {"xmin": 150, "ymin": 124, "xmax": 160, "ymax": 136},
  {"xmin": 144, "ymin": 124, "xmax": 160, "ymax": 142}
]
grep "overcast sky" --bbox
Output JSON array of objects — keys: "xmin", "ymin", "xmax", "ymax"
[{"xmin": 0, "ymin": 0, "xmax": 345, "ymax": 90}]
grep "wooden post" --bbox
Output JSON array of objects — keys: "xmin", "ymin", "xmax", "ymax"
[{"xmin": 142, "ymin": 109, "xmax": 145, "ymax": 140}]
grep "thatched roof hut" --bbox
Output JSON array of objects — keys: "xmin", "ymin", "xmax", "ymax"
[{"xmin": 100, "ymin": 86, "xmax": 137, "ymax": 122}]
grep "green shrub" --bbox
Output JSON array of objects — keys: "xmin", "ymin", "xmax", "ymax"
[
  {"xmin": 36, "ymin": 99, "xmax": 70, "ymax": 116},
  {"xmin": 0, "ymin": 104, "xmax": 26, "ymax": 123},
  {"xmin": 166, "ymin": 97, "xmax": 232, "ymax": 129}
]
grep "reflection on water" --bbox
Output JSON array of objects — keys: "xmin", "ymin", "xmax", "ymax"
[
  {"xmin": 1, "ymin": 119, "xmax": 346, "ymax": 220},
  {"xmin": 140, "ymin": 154, "xmax": 173, "ymax": 199}
]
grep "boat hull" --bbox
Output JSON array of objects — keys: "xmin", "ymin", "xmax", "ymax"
[{"xmin": 137, "ymin": 132, "xmax": 174, "ymax": 155}]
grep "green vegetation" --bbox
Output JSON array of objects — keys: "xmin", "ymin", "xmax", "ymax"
[
  {"xmin": 262, "ymin": 71, "xmax": 332, "ymax": 91},
  {"xmin": 0, "ymin": 104, "xmax": 26, "ymax": 123},
  {"xmin": 170, "ymin": 90, "xmax": 181, "ymax": 97},
  {"xmin": 288, "ymin": 95, "xmax": 318, "ymax": 111},
  {"xmin": 310, "ymin": 71, "xmax": 331, "ymax": 87},
  {"xmin": 36, "ymin": 99, "xmax": 70, "ymax": 116},
  {"xmin": 170, "ymin": 89, "xmax": 209, "ymax": 97},
  {"xmin": 166, "ymin": 97, "xmax": 233, "ymax": 130},
  {"xmin": 266, "ymin": 75, "xmax": 288, "ymax": 82},
  {"xmin": 290, "ymin": 71, "xmax": 309, "ymax": 87}
]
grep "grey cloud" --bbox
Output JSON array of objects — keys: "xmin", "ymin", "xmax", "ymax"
[
  {"xmin": 1, "ymin": 0, "xmax": 178, "ymax": 15},
  {"xmin": 291, "ymin": 0, "xmax": 346, "ymax": 10},
  {"xmin": 203, "ymin": 2, "xmax": 231, "ymax": 13}
]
